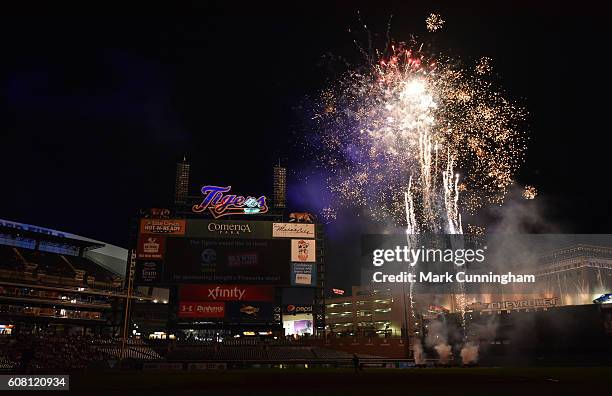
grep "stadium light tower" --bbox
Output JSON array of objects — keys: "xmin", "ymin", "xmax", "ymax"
[
  {"xmin": 273, "ymin": 160, "xmax": 286, "ymax": 210},
  {"xmin": 174, "ymin": 155, "xmax": 190, "ymax": 206}
]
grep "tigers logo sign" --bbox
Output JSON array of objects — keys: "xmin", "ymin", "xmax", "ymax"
[{"xmin": 192, "ymin": 185, "xmax": 268, "ymax": 218}]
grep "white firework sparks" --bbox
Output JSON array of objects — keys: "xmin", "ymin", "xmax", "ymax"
[
  {"xmin": 426, "ymin": 13, "xmax": 445, "ymax": 32},
  {"xmin": 311, "ymin": 36, "xmax": 526, "ymax": 234}
]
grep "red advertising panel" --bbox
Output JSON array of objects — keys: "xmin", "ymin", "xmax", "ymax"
[
  {"xmin": 178, "ymin": 301, "xmax": 225, "ymax": 318},
  {"xmin": 179, "ymin": 284, "xmax": 275, "ymax": 302},
  {"xmin": 137, "ymin": 235, "xmax": 166, "ymax": 260}
]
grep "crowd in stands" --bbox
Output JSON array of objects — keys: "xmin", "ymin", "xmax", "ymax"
[
  {"xmin": 0, "ymin": 335, "xmax": 107, "ymax": 372},
  {"xmin": 0, "ymin": 335, "xmax": 162, "ymax": 372},
  {"xmin": 0, "ymin": 334, "xmax": 373, "ymax": 372}
]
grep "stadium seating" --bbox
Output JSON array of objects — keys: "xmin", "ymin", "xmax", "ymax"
[
  {"xmin": 0, "ymin": 334, "xmax": 381, "ymax": 371},
  {"xmin": 65, "ymin": 255, "xmax": 117, "ymax": 283},
  {"xmin": 15, "ymin": 248, "xmax": 75, "ymax": 277},
  {"xmin": 167, "ymin": 346, "xmax": 217, "ymax": 360},
  {"xmin": 160, "ymin": 341, "xmax": 368, "ymax": 362},
  {"xmin": 86, "ymin": 337, "xmax": 162, "ymax": 360},
  {"xmin": 215, "ymin": 347, "xmax": 268, "ymax": 360},
  {"xmin": 0, "ymin": 244, "xmax": 22, "ymax": 271},
  {"xmin": 0, "ymin": 353, "xmax": 16, "ymax": 370},
  {"xmin": 311, "ymin": 347, "xmax": 353, "ymax": 359},
  {"xmin": 267, "ymin": 346, "xmax": 316, "ymax": 360},
  {"xmin": 0, "ymin": 242, "xmax": 122, "ymax": 291}
]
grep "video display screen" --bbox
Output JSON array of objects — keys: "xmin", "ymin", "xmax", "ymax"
[{"xmin": 164, "ymin": 238, "xmax": 290, "ymax": 284}]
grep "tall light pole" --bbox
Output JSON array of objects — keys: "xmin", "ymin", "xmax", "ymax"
[{"xmin": 120, "ymin": 249, "xmax": 136, "ymax": 364}]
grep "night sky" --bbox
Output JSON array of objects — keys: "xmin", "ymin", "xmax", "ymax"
[{"xmin": 2, "ymin": 2, "xmax": 609, "ymax": 289}]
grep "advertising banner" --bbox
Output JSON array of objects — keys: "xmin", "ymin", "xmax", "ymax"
[
  {"xmin": 290, "ymin": 239, "xmax": 316, "ymax": 262},
  {"xmin": 143, "ymin": 363, "xmax": 183, "ymax": 371},
  {"xmin": 187, "ymin": 362, "xmax": 227, "ymax": 370},
  {"xmin": 291, "ymin": 262, "xmax": 316, "ymax": 286},
  {"xmin": 140, "ymin": 219, "xmax": 186, "ymax": 235},
  {"xmin": 283, "ymin": 319, "xmax": 314, "ymax": 336},
  {"xmin": 178, "ymin": 301, "xmax": 225, "ymax": 318},
  {"xmin": 468, "ymin": 297, "xmax": 559, "ymax": 312},
  {"xmin": 134, "ymin": 261, "xmax": 164, "ymax": 284},
  {"xmin": 164, "ymin": 238, "xmax": 290, "ymax": 284},
  {"xmin": 226, "ymin": 302, "xmax": 274, "ymax": 322},
  {"xmin": 283, "ymin": 304, "xmax": 314, "ymax": 315},
  {"xmin": 137, "ymin": 235, "xmax": 165, "ymax": 260},
  {"xmin": 272, "ymin": 223, "xmax": 315, "ymax": 238},
  {"xmin": 179, "ymin": 284, "xmax": 275, "ymax": 302},
  {"xmin": 185, "ymin": 219, "xmax": 272, "ymax": 239}
]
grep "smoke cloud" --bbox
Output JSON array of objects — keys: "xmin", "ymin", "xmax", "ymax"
[
  {"xmin": 434, "ymin": 343, "xmax": 452, "ymax": 364},
  {"xmin": 460, "ymin": 343, "xmax": 479, "ymax": 365},
  {"xmin": 413, "ymin": 342, "xmax": 425, "ymax": 365},
  {"xmin": 425, "ymin": 319, "xmax": 454, "ymax": 363}
]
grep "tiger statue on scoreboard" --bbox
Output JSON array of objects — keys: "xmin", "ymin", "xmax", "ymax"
[{"xmin": 288, "ymin": 212, "xmax": 316, "ymax": 223}]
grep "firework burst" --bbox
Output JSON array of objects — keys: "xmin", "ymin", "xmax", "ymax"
[
  {"xmin": 426, "ymin": 13, "xmax": 445, "ymax": 32},
  {"xmin": 310, "ymin": 26, "xmax": 527, "ymax": 233},
  {"xmin": 523, "ymin": 185, "xmax": 538, "ymax": 200}
]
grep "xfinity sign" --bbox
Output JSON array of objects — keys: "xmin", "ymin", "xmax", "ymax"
[
  {"xmin": 179, "ymin": 285, "xmax": 275, "ymax": 302},
  {"xmin": 208, "ymin": 286, "xmax": 245, "ymax": 301}
]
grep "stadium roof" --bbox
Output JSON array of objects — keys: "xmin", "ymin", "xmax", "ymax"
[
  {"xmin": 0, "ymin": 218, "xmax": 127, "ymax": 276},
  {"xmin": 0, "ymin": 220, "xmax": 103, "ymax": 250}
]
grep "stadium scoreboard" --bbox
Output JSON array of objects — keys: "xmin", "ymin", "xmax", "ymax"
[{"xmin": 134, "ymin": 218, "xmax": 320, "ymax": 325}]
